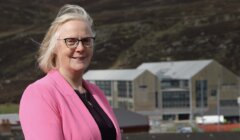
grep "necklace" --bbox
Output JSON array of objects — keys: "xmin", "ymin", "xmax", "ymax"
[
  {"xmin": 76, "ymin": 86, "xmax": 93, "ymax": 107},
  {"xmin": 75, "ymin": 89, "xmax": 93, "ymax": 107},
  {"xmin": 84, "ymin": 92, "xmax": 93, "ymax": 107}
]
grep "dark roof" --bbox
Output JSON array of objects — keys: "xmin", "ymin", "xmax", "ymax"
[{"xmin": 113, "ymin": 108, "xmax": 149, "ymax": 127}]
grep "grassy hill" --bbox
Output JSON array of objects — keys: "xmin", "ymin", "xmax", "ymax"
[{"xmin": 0, "ymin": 0, "xmax": 240, "ymax": 103}]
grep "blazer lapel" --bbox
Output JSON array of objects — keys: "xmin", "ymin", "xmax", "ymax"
[
  {"xmin": 47, "ymin": 70, "xmax": 102, "ymax": 140},
  {"xmin": 84, "ymin": 80, "xmax": 121, "ymax": 137}
]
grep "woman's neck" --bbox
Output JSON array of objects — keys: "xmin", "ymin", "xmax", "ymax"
[{"xmin": 59, "ymin": 69, "xmax": 85, "ymax": 92}]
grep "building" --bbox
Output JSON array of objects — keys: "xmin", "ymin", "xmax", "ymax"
[
  {"xmin": 113, "ymin": 108, "xmax": 150, "ymax": 133},
  {"xmin": 0, "ymin": 113, "xmax": 22, "ymax": 138},
  {"xmin": 83, "ymin": 69, "xmax": 156, "ymax": 111},
  {"xmin": 84, "ymin": 60, "xmax": 240, "ymax": 122},
  {"xmin": 137, "ymin": 59, "xmax": 240, "ymax": 122}
]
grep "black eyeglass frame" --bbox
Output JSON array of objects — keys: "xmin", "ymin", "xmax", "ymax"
[{"xmin": 58, "ymin": 36, "xmax": 96, "ymax": 49}]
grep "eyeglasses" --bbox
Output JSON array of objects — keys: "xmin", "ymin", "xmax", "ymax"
[{"xmin": 58, "ymin": 37, "xmax": 95, "ymax": 49}]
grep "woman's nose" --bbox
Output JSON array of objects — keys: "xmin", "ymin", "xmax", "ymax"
[{"xmin": 75, "ymin": 41, "xmax": 85, "ymax": 51}]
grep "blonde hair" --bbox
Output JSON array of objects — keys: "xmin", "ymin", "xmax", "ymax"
[{"xmin": 38, "ymin": 4, "xmax": 93, "ymax": 73}]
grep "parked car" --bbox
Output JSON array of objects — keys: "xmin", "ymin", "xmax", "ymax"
[{"xmin": 177, "ymin": 126, "xmax": 193, "ymax": 133}]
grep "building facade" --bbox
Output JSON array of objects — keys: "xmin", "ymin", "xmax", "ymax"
[
  {"xmin": 83, "ymin": 69, "xmax": 156, "ymax": 111},
  {"xmin": 137, "ymin": 60, "xmax": 240, "ymax": 121},
  {"xmin": 84, "ymin": 60, "xmax": 239, "ymax": 122}
]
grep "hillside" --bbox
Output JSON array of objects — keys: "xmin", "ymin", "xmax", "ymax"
[{"xmin": 0, "ymin": 0, "xmax": 240, "ymax": 103}]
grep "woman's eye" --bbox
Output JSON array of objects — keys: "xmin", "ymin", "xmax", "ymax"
[
  {"xmin": 82, "ymin": 38, "xmax": 90, "ymax": 44},
  {"xmin": 67, "ymin": 38, "xmax": 78, "ymax": 43}
]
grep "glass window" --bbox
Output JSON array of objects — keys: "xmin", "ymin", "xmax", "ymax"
[
  {"xmin": 195, "ymin": 80, "xmax": 208, "ymax": 107},
  {"xmin": 95, "ymin": 81, "xmax": 112, "ymax": 96},
  {"xmin": 162, "ymin": 91, "xmax": 190, "ymax": 108},
  {"xmin": 161, "ymin": 79, "xmax": 180, "ymax": 89},
  {"xmin": 118, "ymin": 101, "xmax": 128, "ymax": 109},
  {"xmin": 211, "ymin": 89, "xmax": 217, "ymax": 96},
  {"xmin": 183, "ymin": 80, "xmax": 189, "ymax": 87},
  {"xmin": 220, "ymin": 100, "xmax": 238, "ymax": 107},
  {"xmin": 118, "ymin": 81, "xmax": 133, "ymax": 98},
  {"xmin": 163, "ymin": 114, "xmax": 176, "ymax": 121},
  {"xmin": 128, "ymin": 81, "xmax": 133, "ymax": 98},
  {"xmin": 118, "ymin": 81, "xmax": 127, "ymax": 97},
  {"xmin": 128, "ymin": 102, "xmax": 133, "ymax": 109}
]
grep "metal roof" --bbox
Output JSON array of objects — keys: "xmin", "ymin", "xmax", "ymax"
[
  {"xmin": 83, "ymin": 69, "xmax": 147, "ymax": 81},
  {"xmin": 113, "ymin": 108, "xmax": 149, "ymax": 127},
  {"xmin": 137, "ymin": 60, "xmax": 213, "ymax": 79}
]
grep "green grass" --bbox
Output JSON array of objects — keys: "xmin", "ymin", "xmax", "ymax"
[
  {"xmin": 0, "ymin": 104, "xmax": 19, "ymax": 114},
  {"xmin": 231, "ymin": 128, "xmax": 240, "ymax": 132}
]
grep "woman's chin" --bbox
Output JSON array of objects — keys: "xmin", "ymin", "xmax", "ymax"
[{"xmin": 71, "ymin": 65, "xmax": 87, "ymax": 72}]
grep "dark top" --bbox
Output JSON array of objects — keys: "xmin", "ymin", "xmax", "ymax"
[{"xmin": 75, "ymin": 90, "xmax": 116, "ymax": 140}]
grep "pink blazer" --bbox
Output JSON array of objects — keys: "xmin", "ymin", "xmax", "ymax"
[{"xmin": 19, "ymin": 70, "xmax": 121, "ymax": 140}]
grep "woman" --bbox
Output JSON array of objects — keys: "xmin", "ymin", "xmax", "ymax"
[{"xmin": 19, "ymin": 4, "xmax": 121, "ymax": 140}]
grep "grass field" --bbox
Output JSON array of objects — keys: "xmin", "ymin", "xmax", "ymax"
[{"xmin": 0, "ymin": 104, "xmax": 19, "ymax": 114}]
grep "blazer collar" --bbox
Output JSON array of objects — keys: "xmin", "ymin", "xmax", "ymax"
[
  {"xmin": 47, "ymin": 69, "xmax": 76, "ymax": 96},
  {"xmin": 46, "ymin": 69, "xmax": 97, "ymax": 97}
]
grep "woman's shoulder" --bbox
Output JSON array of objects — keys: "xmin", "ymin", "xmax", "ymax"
[
  {"xmin": 22, "ymin": 74, "xmax": 58, "ymax": 99},
  {"xmin": 27, "ymin": 70, "xmax": 63, "ymax": 89},
  {"xmin": 20, "ymin": 74, "xmax": 60, "ymax": 117},
  {"xmin": 21, "ymin": 74, "xmax": 60, "ymax": 108},
  {"xmin": 27, "ymin": 74, "xmax": 54, "ymax": 90}
]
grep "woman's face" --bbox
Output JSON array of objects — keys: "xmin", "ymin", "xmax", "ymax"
[{"xmin": 55, "ymin": 20, "xmax": 94, "ymax": 75}]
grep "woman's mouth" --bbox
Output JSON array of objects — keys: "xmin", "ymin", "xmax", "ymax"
[{"xmin": 72, "ymin": 56, "xmax": 87, "ymax": 61}]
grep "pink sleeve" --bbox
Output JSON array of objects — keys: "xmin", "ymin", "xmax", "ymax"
[{"xmin": 19, "ymin": 84, "xmax": 64, "ymax": 140}]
